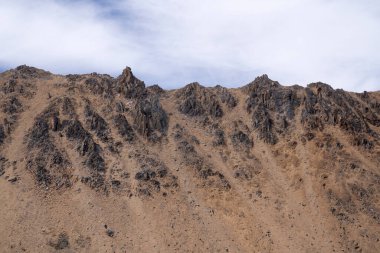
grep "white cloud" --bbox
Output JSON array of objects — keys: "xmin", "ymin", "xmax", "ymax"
[
  {"xmin": 0, "ymin": 0, "xmax": 379, "ymax": 91},
  {"xmin": 0, "ymin": 0, "xmax": 141, "ymax": 73}
]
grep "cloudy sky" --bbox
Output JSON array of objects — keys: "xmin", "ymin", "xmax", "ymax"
[{"xmin": 0, "ymin": 0, "xmax": 379, "ymax": 91}]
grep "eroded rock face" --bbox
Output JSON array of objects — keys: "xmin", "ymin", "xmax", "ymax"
[
  {"xmin": 27, "ymin": 117, "xmax": 50, "ymax": 148},
  {"xmin": 115, "ymin": 67, "xmax": 146, "ymax": 99},
  {"xmin": 147, "ymin": 84, "xmax": 165, "ymax": 96},
  {"xmin": 61, "ymin": 97, "xmax": 76, "ymax": 116},
  {"xmin": 0, "ymin": 156, "xmax": 6, "ymax": 176},
  {"xmin": 64, "ymin": 119, "xmax": 106, "ymax": 173},
  {"xmin": 14, "ymin": 65, "xmax": 51, "ymax": 79},
  {"xmin": 299, "ymin": 83, "xmax": 380, "ymax": 149},
  {"xmin": 301, "ymin": 83, "xmax": 371, "ymax": 134},
  {"xmin": 1, "ymin": 78, "xmax": 35, "ymax": 98},
  {"xmin": 133, "ymin": 155, "xmax": 178, "ymax": 197},
  {"xmin": 84, "ymin": 104, "xmax": 111, "ymax": 143},
  {"xmin": 23, "ymin": 97, "xmax": 109, "ymax": 190},
  {"xmin": 231, "ymin": 130, "xmax": 253, "ymax": 149},
  {"xmin": 252, "ymin": 106, "xmax": 278, "ymax": 145},
  {"xmin": 177, "ymin": 82, "xmax": 224, "ymax": 118},
  {"xmin": 244, "ymin": 75, "xmax": 380, "ymax": 147},
  {"xmin": 246, "ymin": 75, "xmax": 300, "ymax": 120},
  {"xmin": 26, "ymin": 115, "xmax": 72, "ymax": 188},
  {"xmin": 1, "ymin": 79, "xmax": 17, "ymax": 94},
  {"xmin": 173, "ymin": 124, "xmax": 231, "ymax": 190},
  {"xmin": 113, "ymin": 114, "xmax": 135, "ymax": 142},
  {"xmin": 84, "ymin": 74, "xmax": 114, "ymax": 97},
  {"xmin": 3, "ymin": 97, "xmax": 23, "ymax": 115},
  {"xmin": 215, "ymin": 85, "xmax": 238, "ymax": 108},
  {"xmin": 0, "ymin": 125, "xmax": 5, "ymax": 145},
  {"xmin": 245, "ymin": 75, "xmax": 301, "ymax": 144},
  {"xmin": 133, "ymin": 96, "xmax": 168, "ymax": 142},
  {"xmin": 211, "ymin": 124, "xmax": 225, "ymax": 146},
  {"xmin": 0, "ymin": 69, "xmax": 38, "ymax": 147}
]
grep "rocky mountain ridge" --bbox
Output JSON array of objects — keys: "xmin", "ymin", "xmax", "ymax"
[{"xmin": 0, "ymin": 65, "xmax": 379, "ymax": 252}]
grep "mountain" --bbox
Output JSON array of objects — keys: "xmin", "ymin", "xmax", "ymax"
[{"xmin": 0, "ymin": 65, "xmax": 379, "ymax": 252}]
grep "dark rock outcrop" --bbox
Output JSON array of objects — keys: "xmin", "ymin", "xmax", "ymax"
[
  {"xmin": 23, "ymin": 97, "xmax": 108, "ymax": 190},
  {"xmin": 64, "ymin": 119, "xmax": 105, "ymax": 172},
  {"xmin": 84, "ymin": 104, "xmax": 111, "ymax": 142},
  {"xmin": 245, "ymin": 75, "xmax": 301, "ymax": 144},
  {"xmin": 0, "ymin": 124, "xmax": 5, "ymax": 145},
  {"xmin": 14, "ymin": 65, "xmax": 51, "ymax": 79},
  {"xmin": 0, "ymin": 156, "xmax": 7, "ymax": 176},
  {"xmin": 61, "ymin": 97, "xmax": 76, "ymax": 116},
  {"xmin": 49, "ymin": 233, "xmax": 70, "ymax": 250},
  {"xmin": 3, "ymin": 97, "xmax": 23, "ymax": 114},
  {"xmin": 1, "ymin": 79, "xmax": 17, "ymax": 94},
  {"xmin": 213, "ymin": 129, "xmax": 225, "ymax": 146},
  {"xmin": 115, "ymin": 101, "xmax": 127, "ymax": 113},
  {"xmin": 1, "ymin": 78, "xmax": 35, "ymax": 99},
  {"xmin": 113, "ymin": 114, "xmax": 135, "ymax": 142},
  {"xmin": 252, "ymin": 106, "xmax": 278, "ymax": 145},
  {"xmin": 174, "ymin": 125, "xmax": 230, "ymax": 190},
  {"xmin": 147, "ymin": 84, "xmax": 165, "ymax": 96},
  {"xmin": 133, "ymin": 154, "xmax": 178, "ymax": 197},
  {"xmin": 301, "ymin": 83, "xmax": 374, "ymax": 136},
  {"xmin": 234, "ymin": 166, "xmax": 253, "ymax": 180},
  {"xmin": 115, "ymin": 67, "xmax": 146, "ymax": 99},
  {"xmin": 84, "ymin": 75, "xmax": 113, "ymax": 97},
  {"xmin": 231, "ymin": 130, "xmax": 253, "ymax": 149},
  {"xmin": 133, "ymin": 96, "xmax": 168, "ymax": 142},
  {"xmin": 246, "ymin": 75, "xmax": 300, "ymax": 120},
  {"xmin": 215, "ymin": 85, "xmax": 237, "ymax": 108},
  {"xmin": 27, "ymin": 118, "xmax": 50, "ymax": 149},
  {"xmin": 298, "ymin": 84, "xmax": 380, "ymax": 152},
  {"xmin": 177, "ymin": 83, "xmax": 223, "ymax": 118},
  {"xmin": 26, "ymin": 116, "xmax": 72, "ymax": 188}
]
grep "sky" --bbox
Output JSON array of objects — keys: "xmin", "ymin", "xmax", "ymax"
[{"xmin": 0, "ymin": 0, "xmax": 379, "ymax": 91}]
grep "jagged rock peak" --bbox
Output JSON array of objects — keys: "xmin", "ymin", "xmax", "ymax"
[
  {"xmin": 116, "ymin": 66, "xmax": 146, "ymax": 99},
  {"xmin": 176, "ymin": 82, "xmax": 224, "ymax": 118},
  {"xmin": 12, "ymin": 65, "xmax": 51, "ymax": 78},
  {"xmin": 307, "ymin": 82, "xmax": 335, "ymax": 95},
  {"xmin": 244, "ymin": 74, "xmax": 280, "ymax": 92},
  {"xmin": 118, "ymin": 67, "xmax": 135, "ymax": 84},
  {"xmin": 179, "ymin": 82, "xmax": 204, "ymax": 95},
  {"xmin": 147, "ymin": 84, "xmax": 165, "ymax": 95}
]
